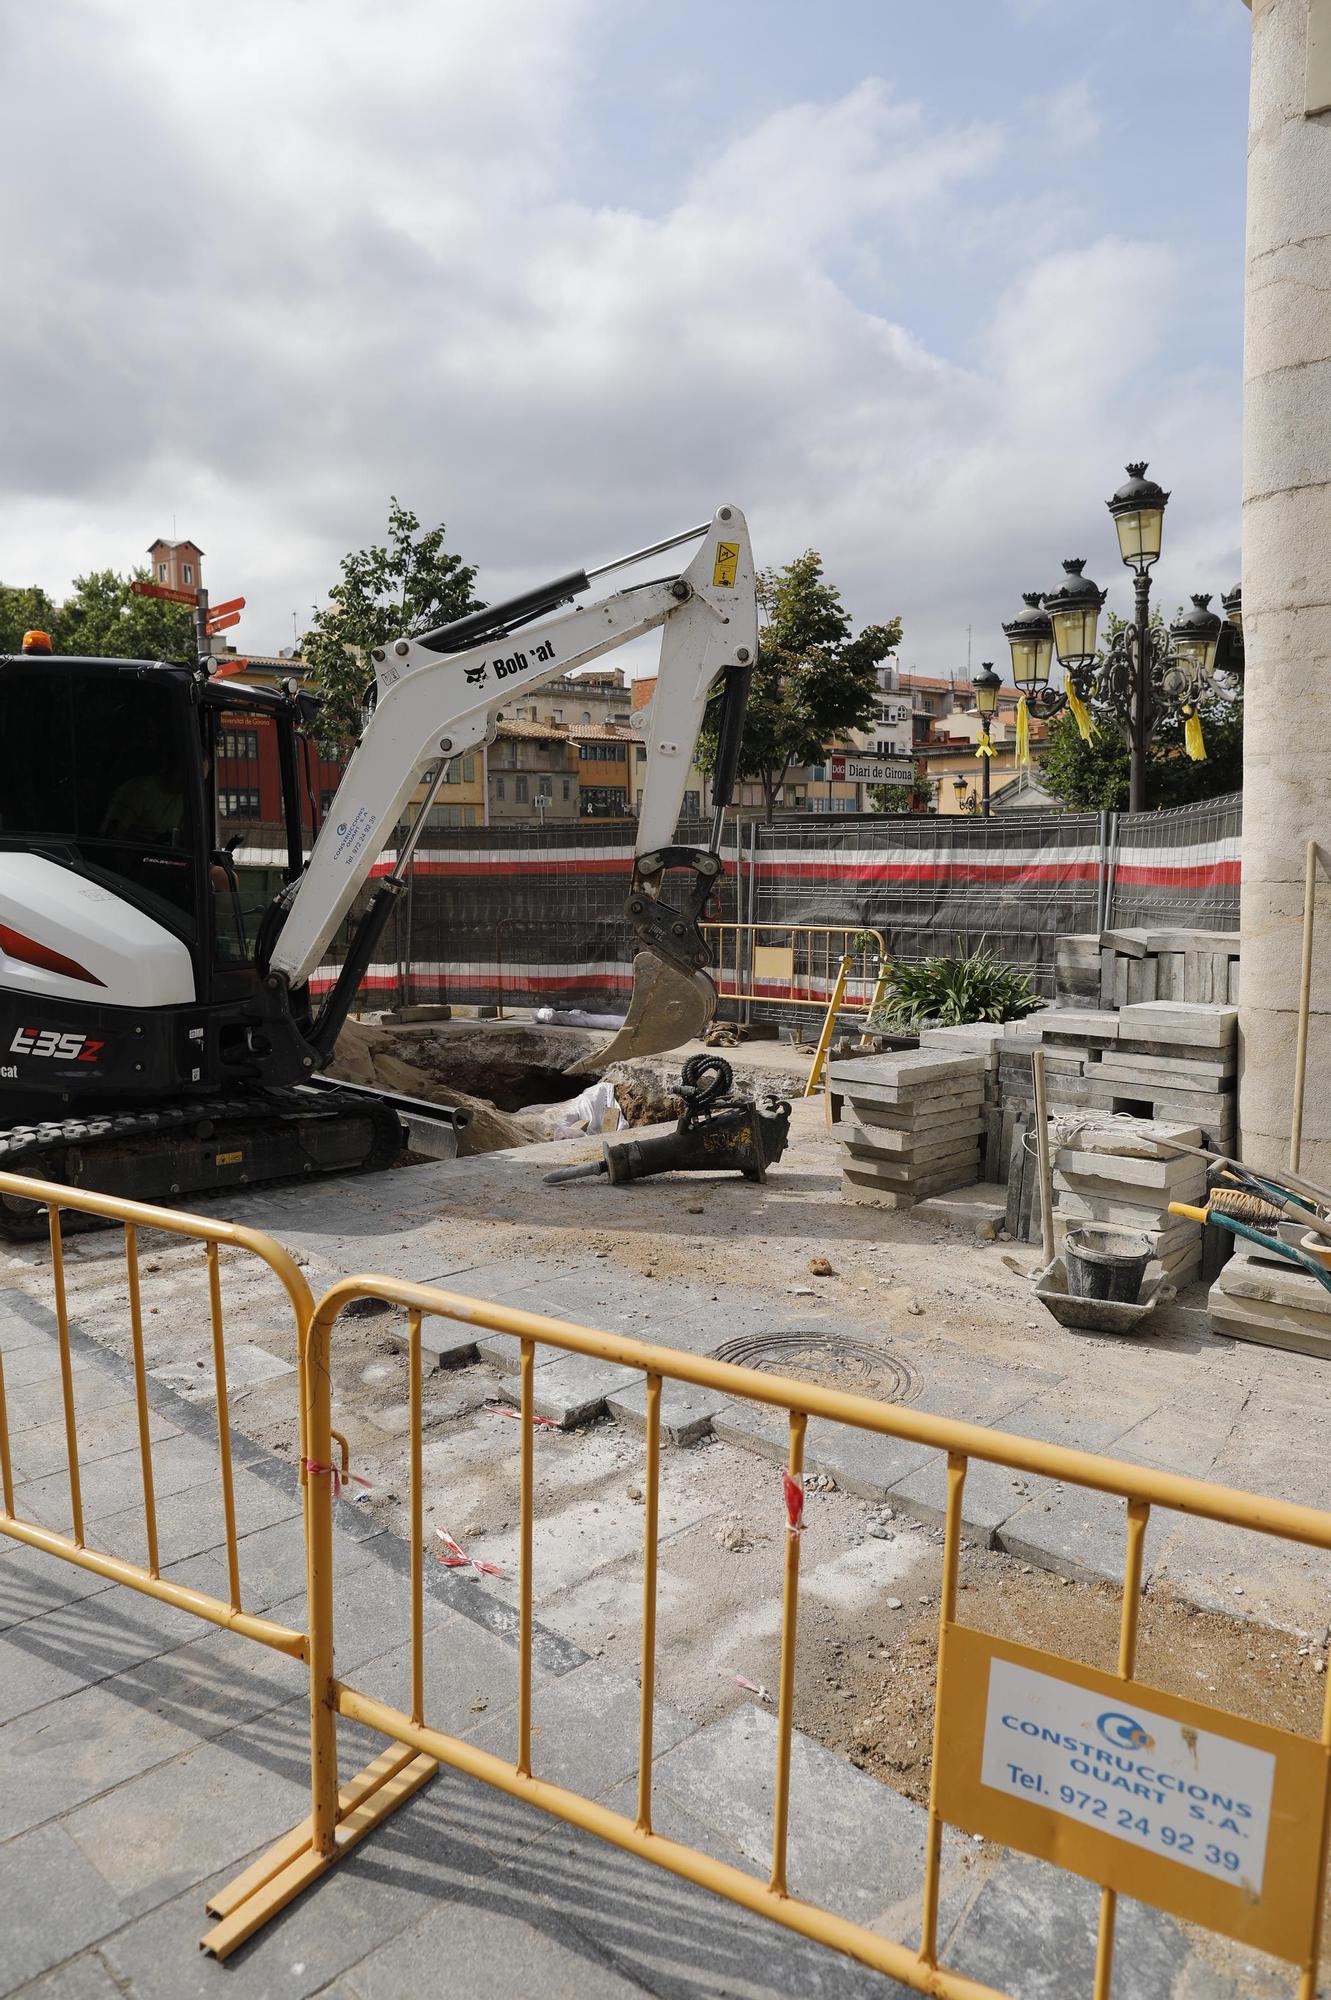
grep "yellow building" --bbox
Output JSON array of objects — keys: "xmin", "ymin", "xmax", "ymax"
[{"xmin": 922, "ymin": 694, "xmax": 1046, "ymax": 814}]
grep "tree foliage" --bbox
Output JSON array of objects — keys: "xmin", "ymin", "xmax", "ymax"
[
  {"xmin": 59, "ymin": 571, "xmax": 198, "ymax": 663},
  {"xmin": 698, "ymin": 550, "xmax": 901, "ymax": 821},
  {"xmin": 0, "ymin": 572, "xmax": 196, "ymax": 663},
  {"xmin": 304, "ymin": 498, "xmax": 483, "ymax": 750},
  {"xmin": 868, "ymin": 776, "xmax": 935, "ymax": 814},
  {"xmin": 1036, "ymin": 609, "xmax": 1244, "ymax": 811}
]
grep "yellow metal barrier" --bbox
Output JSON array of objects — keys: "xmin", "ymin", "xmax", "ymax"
[
  {"xmin": 209, "ymin": 1273, "xmax": 1331, "ymax": 1996},
  {"xmin": 0, "ymin": 1171, "xmax": 313, "ymax": 1660},
  {"xmin": 701, "ymin": 921, "xmax": 889, "ymax": 1030}
]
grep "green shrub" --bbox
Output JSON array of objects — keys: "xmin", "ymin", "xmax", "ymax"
[{"xmin": 868, "ymin": 947, "xmax": 1041, "ymax": 1030}]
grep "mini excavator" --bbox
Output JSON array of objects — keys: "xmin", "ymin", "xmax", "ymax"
[{"xmin": 0, "ymin": 508, "xmax": 756, "ymax": 1235}]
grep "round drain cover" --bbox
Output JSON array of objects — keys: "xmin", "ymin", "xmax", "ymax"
[{"xmin": 710, "ymin": 1331, "xmax": 918, "ymax": 1404}]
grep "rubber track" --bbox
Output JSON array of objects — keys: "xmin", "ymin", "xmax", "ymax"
[{"xmin": 0, "ymin": 1087, "xmax": 403, "ymax": 1239}]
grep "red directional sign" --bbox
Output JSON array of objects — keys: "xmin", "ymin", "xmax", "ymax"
[
  {"xmin": 131, "ymin": 579, "xmax": 198, "ymax": 606},
  {"xmin": 205, "ymin": 612, "xmax": 242, "ymax": 637},
  {"xmin": 206, "ymin": 595, "xmax": 245, "ymax": 621}
]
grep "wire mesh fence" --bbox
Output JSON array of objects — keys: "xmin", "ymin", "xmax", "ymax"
[{"xmin": 238, "ymin": 794, "xmax": 1241, "ymax": 1022}]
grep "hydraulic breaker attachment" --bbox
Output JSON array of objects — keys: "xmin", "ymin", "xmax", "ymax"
[{"xmin": 546, "ymin": 1055, "xmax": 792, "ymax": 1186}]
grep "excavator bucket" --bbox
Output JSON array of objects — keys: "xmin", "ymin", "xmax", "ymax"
[{"xmin": 568, "ymin": 952, "xmax": 716, "ymax": 1072}]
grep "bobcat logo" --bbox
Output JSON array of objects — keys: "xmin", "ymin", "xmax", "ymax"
[{"xmin": 465, "ymin": 664, "xmax": 488, "ymax": 687}]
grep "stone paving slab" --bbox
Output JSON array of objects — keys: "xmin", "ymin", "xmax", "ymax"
[
  {"xmin": 996, "ymin": 1479, "xmax": 1173, "ymax": 1587},
  {"xmin": 944, "ymin": 1848, "xmax": 1193, "ymax": 2000},
  {"xmin": 499, "ymin": 1351, "xmax": 639, "ymax": 1428},
  {"xmin": 1, "ymin": 1822, "xmax": 130, "ymax": 1992},
  {"xmin": 607, "ymin": 1376, "xmax": 727, "ymax": 1445},
  {"xmin": 466, "ymin": 1659, "xmax": 698, "ymax": 1809}
]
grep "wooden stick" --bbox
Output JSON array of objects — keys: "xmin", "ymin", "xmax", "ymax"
[{"xmin": 1031, "ymin": 1050, "xmax": 1056, "ymax": 1270}]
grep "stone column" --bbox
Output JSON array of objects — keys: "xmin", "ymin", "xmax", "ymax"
[{"xmin": 1239, "ymin": 0, "xmax": 1331, "ymax": 1178}]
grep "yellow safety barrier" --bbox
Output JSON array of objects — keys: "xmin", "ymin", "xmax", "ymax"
[
  {"xmin": 702, "ymin": 921, "xmax": 889, "ymax": 1029},
  {"xmin": 206, "ymin": 1272, "xmax": 1331, "ymax": 1997},
  {"xmin": 0, "ymin": 1170, "xmax": 314, "ymax": 1661}
]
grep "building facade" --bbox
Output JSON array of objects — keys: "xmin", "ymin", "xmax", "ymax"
[
  {"xmin": 487, "ymin": 720, "xmax": 579, "ymax": 824},
  {"xmin": 146, "ymin": 537, "xmax": 204, "ymax": 595}
]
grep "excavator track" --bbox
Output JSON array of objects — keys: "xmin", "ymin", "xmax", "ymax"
[{"xmin": 0, "ymin": 1087, "xmax": 405, "ymax": 1241}]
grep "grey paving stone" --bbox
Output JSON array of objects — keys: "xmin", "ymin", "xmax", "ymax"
[
  {"xmin": 0, "ymin": 1592, "xmax": 289, "ymax": 1840},
  {"xmin": 261, "ymin": 1555, "xmax": 452, "ymax": 1678},
  {"xmin": 486, "ymin": 1787, "xmax": 924, "ymax": 2000},
  {"xmin": 466, "ymin": 1660, "xmax": 696, "ymax": 1807},
  {"xmin": 13, "ymin": 1429, "xmax": 222, "ymax": 1526},
  {"xmin": 0, "ymin": 1823, "xmax": 128, "ymax": 1994},
  {"xmin": 339, "ymin": 1884, "xmax": 652, "ymax": 2000},
  {"xmin": 12, "ymin": 1951, "xmax": 128, "ymax": 2000},
  {"xmin": 345, "ymin": 1604, "xmax": 553, "ymax": 1732},
  {"xmin": 7, "ymin": 1396, "xmax": 180, "ymax": 1483},
  {"xmin": 0, "ymin": 1541, "xmax": 120, "ymax": 1630},
  {"xmin": 99, "ymin": 1785, "xmax": 517, "ymax": 2000},
  {"xmin": 417, "ymin": 1314, "xmax": 480, "ymax": 1367},
  {"xmin": 649, "ymin": 1706, "xmax": 975, "ymax": 1944},
  {"xmin": 227, "ymin": 1510, "xmax": 381, "ymax": 1614},
  {"xmin": 0, "ymin": 1287, "xmax": 63, "ymax": 1352},
  {"xmin": 499, "ymin": 1352, "xmax": 637, "ymax": 1429},
  {"xmin": 996, "ymin": 1480, "xmax": 1171, "ymax": 1586},
  {"xmin": 4, "ymin": 1361, "xmax": 133, "ymax": 1431},
  {"xmin": 61, "ymin": 1705, "xmax": 315, "ymax": 1916},
  {"xmin": 606, "ymin": 1377, "xmax": 725, "ymax": 1445},
  {"xmin": 712, "ymin": 1399, "xmax": 936, "ymax": 1500},
  {"xmin": 78, "ymin": 1463, "xmax": 301, "ymax": 1572},
  {"xmin": 943, "ymin": 1849, "xmax": 1191, "ymax": 2000},
  {"xmin": 887, "ymin": 1392, "xmax": 1154, "ymax": 1540}
]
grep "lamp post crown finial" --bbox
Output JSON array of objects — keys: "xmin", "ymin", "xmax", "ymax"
[{"xmin": 1125, "ymin": 461, "xmax": 1148, "ymax": 479}]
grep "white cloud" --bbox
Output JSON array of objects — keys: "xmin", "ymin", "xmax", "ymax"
[
  {"xmin": 0, "ymin": 2, "xmax": 1239, "ymax": 680},
  {"xmin": 1039, "ymin": 78, "xmax": 1103, "ymax": 151}
]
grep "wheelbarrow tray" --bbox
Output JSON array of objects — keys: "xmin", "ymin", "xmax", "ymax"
[{"xmin": 1034, "ymin": 1257, "xmax": 1173, "ymax": 1335}]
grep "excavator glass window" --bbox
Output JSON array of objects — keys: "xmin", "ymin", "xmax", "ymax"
[{"xmin": 0, "ymin": 663, "xmax": 202, "ymax": 940}]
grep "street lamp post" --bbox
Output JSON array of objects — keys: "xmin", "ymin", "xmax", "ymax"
[
  {"xmin": 1002, "ymin": 464, "xmax": 1244, "ymax": 813},
  {"xmin": 972, "ymin": 661, "xmax": 1002, "ymax": 817},
  {"xmin": 1106, "ymin": 463, "xmax": 1168, "ymax": 814}
]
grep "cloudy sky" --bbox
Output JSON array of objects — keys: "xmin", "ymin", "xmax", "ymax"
[{"xmin": 3, "ymin": 0, "xmax": 1249, "ymax": 677}]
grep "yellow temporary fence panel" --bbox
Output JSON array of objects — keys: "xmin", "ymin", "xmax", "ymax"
[
  {"xmin": 3, "ymin": 1167, "xmax": 1330, "ymax": 1994},
  {"xmin": 0, "ymin": 1171, "xmax": 313, "ymax": 1662},
  {"xmin": 205, "ymin": 1269, "xmax": 1331, "ymax": 1998}
]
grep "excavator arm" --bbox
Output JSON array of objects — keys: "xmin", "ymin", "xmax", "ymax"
[{"xmin": 268, "ymin": 506, "xmax": 756, "ymax": 1067}]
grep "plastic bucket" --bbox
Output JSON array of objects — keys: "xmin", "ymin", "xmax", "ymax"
[{"xmin": 1063, "ymin": 1228, "xmax": 1152, "ymax": 1304}]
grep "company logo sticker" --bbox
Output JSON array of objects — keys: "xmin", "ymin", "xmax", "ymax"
[{"xmin": 1099, "ymin": 1711, "xmax": 1155, "ymax": 1751}]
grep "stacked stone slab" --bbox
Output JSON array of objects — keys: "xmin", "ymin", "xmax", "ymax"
[
  {"xmin": 1054, "ymin": 930, "xmax": 1240, "ymax": 1011},
  {"xmin": 1206, "ymin": 1249, "xmax": 1331, "ymax": 1358},
  {"xmin": 997, "ymin": 1001, "xmax": 1237, "ymax": 1154},
  {"xmin": 1052, "ymin": 1117, "xmax": 1206, "ymax": 1286},
  {"xmin": 915, "ymin": 1023, "xmax": 1006, "ymax": 1179},
  {"xmin": 830, "ymin": 1050, "xmax": 987, "ymax": 1210}
]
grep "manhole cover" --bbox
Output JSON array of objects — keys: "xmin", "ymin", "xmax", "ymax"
[{"xmin": 709, "ymin": 1331, "xmax": 919, "ymax": 1404}]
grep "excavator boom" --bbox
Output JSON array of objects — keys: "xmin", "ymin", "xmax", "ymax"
[{"xmin": 270, "ymin": 506, "xmax": 757, "ymax": 1067}]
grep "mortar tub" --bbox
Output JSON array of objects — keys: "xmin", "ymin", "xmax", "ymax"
[
  {"xmin": 1063, "ymin": 1227, "xmax": 1153, "ymax": 1304},
  {"xmin": 1034, "ymin": 1258, "xmax": 1173, "ymax": 1335}
]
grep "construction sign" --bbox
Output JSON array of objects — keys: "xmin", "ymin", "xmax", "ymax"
[{"xmin": 935, "ymin": 1625, "xmax": 1329, "ymax": 1963}]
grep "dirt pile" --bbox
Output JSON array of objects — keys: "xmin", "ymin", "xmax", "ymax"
[{"xmin": 330, "ymin": 1019, "xmax": 548, "ymax": 1153}]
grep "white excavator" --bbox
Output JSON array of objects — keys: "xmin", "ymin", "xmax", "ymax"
[{"xmin": 0, "ymin": 508, "xmax": 756, "ymax": 1233}]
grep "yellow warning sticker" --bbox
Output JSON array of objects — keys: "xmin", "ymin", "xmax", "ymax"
[
  {"xmin": 712, "ymin": 542, "xmax": 739, "ymax": 590},
  {"xmin": 215, "ymin": 1150, "xmax": 243, "ymax": 1167}
]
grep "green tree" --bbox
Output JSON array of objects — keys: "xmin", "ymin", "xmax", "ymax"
[
  {"xmin": 868, "ymin": 775, "xmax": 935, "ymax": 814},
  {"xmin": 57, "ymin": 570, "xmax": 197, "ymax": 663},
  {"xmin": 1036, "ymin": 609, "xmax": 1244, "ymax": 811},
  {"xmin": 700, "ymin": 550, "xmax": 901, "ymax": 822},
  {"xmin": 304, "ymin": 498, "xmax": 483, "ymax": 749},
  {"xmin": 0, "ymin": 583, "xmax": 63, "ymax": 655}
]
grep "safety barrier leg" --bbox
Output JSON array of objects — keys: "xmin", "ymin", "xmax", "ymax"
[{"xmin": 201, "ymin": 1300, "xmax": 437, "ymax": 1959}]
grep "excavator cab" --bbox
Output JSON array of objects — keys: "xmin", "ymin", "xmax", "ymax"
[{"xmin": 0, "ymin": 657, "xmax": 323, "ymax": 1119}]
